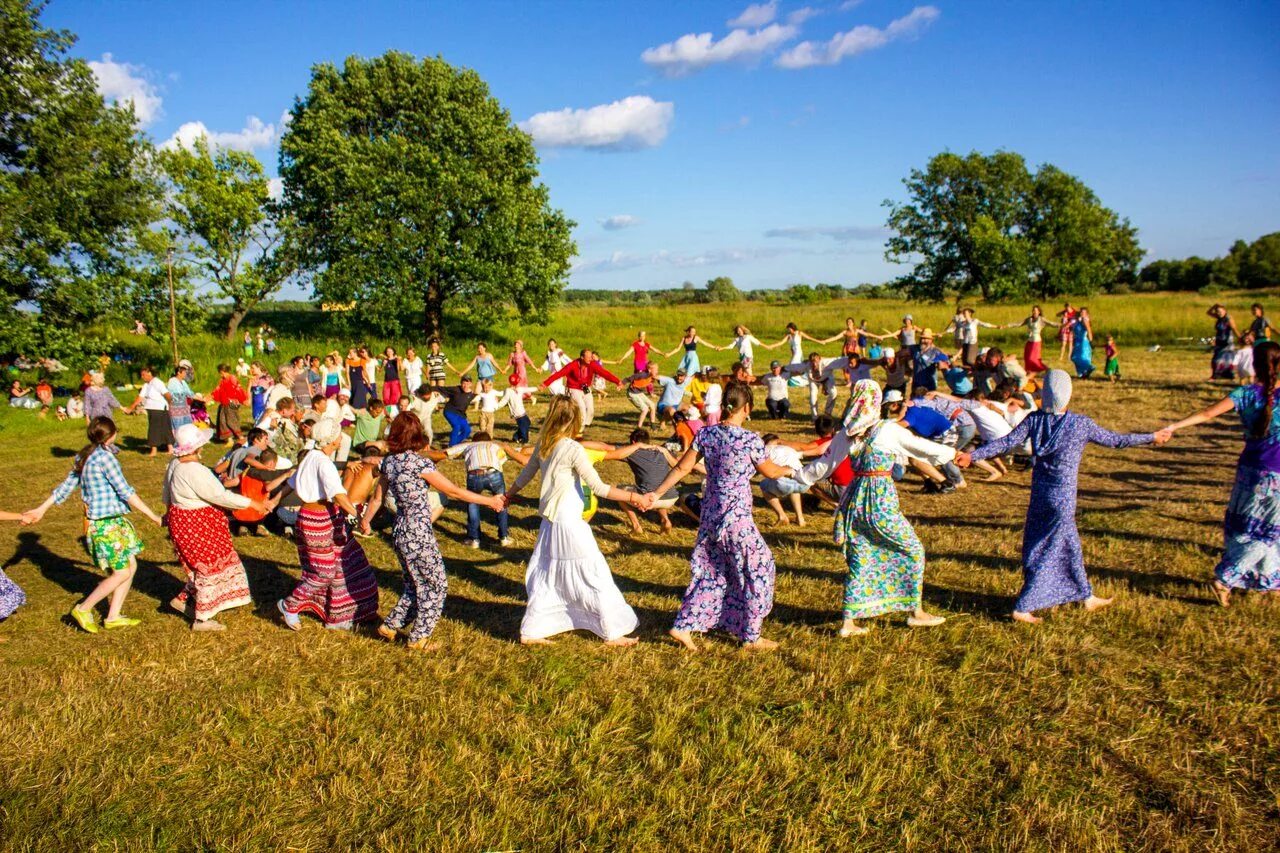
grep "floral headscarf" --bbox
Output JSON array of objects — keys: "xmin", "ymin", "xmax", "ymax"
[{"xmin": 841, "ymin": 379, "xmax": 883, "ymax": 439}]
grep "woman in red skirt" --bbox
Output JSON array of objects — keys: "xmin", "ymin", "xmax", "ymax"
[
  {"xmin": 1008, "ymin": 305, "xmax": 1060, "ymax": 374},
  {"xmin": 277, "ymin": 420, "xmax": 380, "ymax": 631},
  {"xmin": 163, "ymin": 424, "xmax": 271, "ymax": 631}
]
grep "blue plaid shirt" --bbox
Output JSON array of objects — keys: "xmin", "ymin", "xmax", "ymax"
[{"xmin": 51, "ymin": 447, "xmax": 136, "ymax": 520}]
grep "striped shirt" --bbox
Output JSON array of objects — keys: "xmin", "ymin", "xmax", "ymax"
[
  {"xmin": 447, "ymin": 440, "xmax": 508, "ymax": 472},
  {"xmin": 51, "ymin": 447, "xmax": 136, "ymax": 519}
]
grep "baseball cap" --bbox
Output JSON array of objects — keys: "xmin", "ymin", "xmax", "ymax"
[
  {"xmin": 769, "ymin": 360, "xmax": 781, "ymax": 369},
  {"xmin": 884, "ymin": 389, "xmax": 904, "ymax": 403}
]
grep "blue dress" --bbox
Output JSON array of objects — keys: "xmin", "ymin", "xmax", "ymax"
[
  {"xmin": 971, "ymin": 411, "xmax": 1153, "ymax": 612},
  {"xmin": 1216, "ymin": 385, "xmax": 1280, "ymax": 591},
  {"xmin": 1070, "ymin": 318, "xmax": 1094, "ymax": 378},
  {"xmin": 678, "ymin": 340, "xmax": 700, "ymax": 376},
  {"xmin": 0, "ymin": 567, "xmax": 24, "ymax": 622}
]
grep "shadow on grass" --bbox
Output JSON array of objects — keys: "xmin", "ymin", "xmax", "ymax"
[{"xmin": 8, "ymin": 530, "xmax": 183, "ymax": 609}]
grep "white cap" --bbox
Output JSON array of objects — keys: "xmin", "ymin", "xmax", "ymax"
[{"xmin": 883, "ymin": 389, "xmax": 904, "ymax": 404}]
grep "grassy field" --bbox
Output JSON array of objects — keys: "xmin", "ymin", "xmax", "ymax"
[{"xmin": 1, "ymin": 322, "xmax": 1279, "ymax": 848}]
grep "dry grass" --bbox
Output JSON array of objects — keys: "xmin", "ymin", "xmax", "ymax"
[{"xmin": 0, "ymin": 346, "xmax": 1278, "ymax": 850}]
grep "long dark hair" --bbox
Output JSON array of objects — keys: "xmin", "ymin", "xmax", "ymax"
[
  {"xmin": 75, "ymin": 417, "xmax": 117, "ymax": 474},
  {"xmin": 1255, "ymin": 341, "xmax": 1280, "ymax": 439}
]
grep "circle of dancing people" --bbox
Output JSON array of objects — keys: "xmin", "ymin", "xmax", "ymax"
[{"xmin": 3, "ymin": 304, "xmax": 1278, "ymax": 646}]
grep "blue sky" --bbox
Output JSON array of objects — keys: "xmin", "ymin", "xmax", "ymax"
[{"xmin": 51, "ymin": 0, "xmax": 1280, "ymax": 295}]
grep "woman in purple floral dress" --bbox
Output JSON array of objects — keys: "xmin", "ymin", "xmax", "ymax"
[
  {"xmin": 648, "ymin": 382, "xmax": 794, "ymax": 651},
  {"xmin": 0, "ymin": 510, "xmax": 27, "ymax": 636},
  {"xmin": 961, "ymin": 370, "xmax": 1169, "ymax": 623}
]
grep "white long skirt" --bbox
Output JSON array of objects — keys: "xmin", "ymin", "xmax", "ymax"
[{"xmin": 521, "ymin": 512, "xmax": 639, "ymax": 641}]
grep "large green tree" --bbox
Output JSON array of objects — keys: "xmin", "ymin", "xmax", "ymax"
[
  {"xmin": 884, "ymin": 151, "xmax": 1139, "ymax": 302},
  {"xmin": 0, "ymin": 0, "xmax": 161, "ymax": 331},
  {"xmin": 279, "ymin": 51, "xmax": 575, "ymax": 339},
  {"xmin": 158, "ymin": 137, "xmax": 295, "ymax": 339}
]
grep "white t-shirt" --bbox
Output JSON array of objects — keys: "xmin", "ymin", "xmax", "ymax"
[
  {"xmin": 703, "ymin": 383, "xmax": 723, "ymax": 414},
  {"xmin": 402, "ymin": 357, "xmax": 424, "ymax": 394},
  {"xmin": 497, "ymin": 387, "xmax": 529, "ymax": 418},
  {"xmin": 290, "ymin": 450, "xmax": 346, "ymax": 503},
  {"xmin": 971, "ymin": 405, "xmax": 1013, "ymax": 443},
  {"xmin": 472, "ymin": 390, "xmax": 502, "ymax": 413},
  {"xmin": 138, "ymin": 377, "xmax": 169, "ymax": 411},
  {"xmin": 266, "ymin": 383, "xmax": 292, "ymax": 411},
  {"xmin": 762, "ymin": 374, "xmax": 790, "ymax": 401},
  {"xmin": 766, "ymin": 443, "xmax": 803, "ymax": 471},
  {"xmin": 1235, "ymin": 347, "xmax": 1255, "ymax": 377}
]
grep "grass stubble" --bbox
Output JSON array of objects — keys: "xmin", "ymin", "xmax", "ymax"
[{"xmin": 0, "ymin": 336, "xmax": 1277, "ymax": 849}]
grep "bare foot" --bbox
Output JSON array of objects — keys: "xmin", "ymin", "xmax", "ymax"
[
  {"xmin": 796, "ymin": 517, "xmax": 807, "ymax": 527},
  {"xmin": 520, "ymin": 636, "xmax": 554, "ymax": 645},
  {"xmin": 1012, "ymin": 610, "xmax": 1042, "ymax": 624},
  {"xmin": 1210, "ymin": 581, "xmax": 1231, "ymax": 608},
  {"xmin": 983, "ymin": 473, "xmax": 1003, "ymax": 483},
  {"xmin": 743, "ymin": 637, "xmax": 779, "ymax": 652},
  {"xmin": 629, "ymin": 524, "xmax": 643, "ymax": 535},
  {"xmin": 668, "ymin": 628, "xmax": 699, "ymax": 651},
  {"xmin": 772, "ymin": 515, "xmax": 788, "ymax": 526},
  {"xmin": 659, "ymin": 519, "xmax": 673, "ymax": 534},
  {"xmin": 838, "ymin": 620, "xmax": 870, "ymax": 637},
  {"xmin": 1083, "ymin": 595, "xmax": 1114, "ymax": 612},
  {"xmin": 603, "ymin": 636, "xmax": 639, "ymax": 647}
]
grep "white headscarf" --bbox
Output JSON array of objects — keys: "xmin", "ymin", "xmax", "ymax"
[{"xmin": 1041, "ymin": 369, "xmax": 1073, "ymax": 415}]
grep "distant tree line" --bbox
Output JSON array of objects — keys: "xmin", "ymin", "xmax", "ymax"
[
  {"xmin": 559, "ymin": 277, "xmax": 881, "ymax": 307},
  {"xmin": 1134, "ymin": 233, "xmax": 1280, "ymax": 294}
]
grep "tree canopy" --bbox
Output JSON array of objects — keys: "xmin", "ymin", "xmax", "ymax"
[
  {"xmin": 884, "ymin": 151, "xmax": 1140, "ymax": 302},
  {"xmin": 279, "ymin": 51, "xmax": 575, "ymax": 339},
  {"xmin": 158, "ymin": 137, "xmax": 295, "ymax": 339}
]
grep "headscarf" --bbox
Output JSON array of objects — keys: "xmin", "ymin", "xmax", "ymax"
[
  {"xmin": 1040, "ymin": 369, "xmax": 1073, "ymax": 415},
  {"xmin": 841, "ymin": 379, "xmax": 883, "ymax": 439}
]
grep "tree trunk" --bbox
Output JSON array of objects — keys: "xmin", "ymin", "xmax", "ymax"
[
  {"xmin": 225, "ymin": 303, "xmax": 249, "ymax": 340},
  {"xmin": 424, "ymin": 277, "xmax": 444, "ymax": 340}
]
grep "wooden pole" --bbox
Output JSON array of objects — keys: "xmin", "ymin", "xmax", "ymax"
[{"xmin": 167, "ymin": 247, "xmax": 179, "ymax": 367}]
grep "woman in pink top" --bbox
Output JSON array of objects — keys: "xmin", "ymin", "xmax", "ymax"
[{"xmin": 505, "ymin": 339, "xmax": 538, "ymax": 387}]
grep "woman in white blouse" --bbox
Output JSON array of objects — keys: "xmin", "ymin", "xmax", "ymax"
[
  {"xmin": 163, "ymin": 424, "xmax": 270, "ymax": 631},
  {"xmin": 503, "ymin": 395, "xmax": 650, "ymax": 645}
]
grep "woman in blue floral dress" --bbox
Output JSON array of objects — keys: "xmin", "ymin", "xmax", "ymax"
[
  {"xmin": 963, "ymin": 370, "xmax": 1169, "ymax": 623},
  {"xmin": 794, "ymin": 381, "xmax": 954, "ymax": 635},
  {"xmin": 1165, "ymin": 340, "xmax": 1280, "ymax": 605},
  {"xmin": 648, "ymin": 382, "xmax": 793, "ymax": 651},
  {"xmin": 375, "ymin": 413, "xmax": 505, "ymax": 650},
  {"xmin": 0, "ymin": 510, "xmax": 28, "ymax": 635}
]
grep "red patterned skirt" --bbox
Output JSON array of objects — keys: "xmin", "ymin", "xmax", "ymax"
[
  {"xmin": 168, "ymin": 505, "xmax": 253, "ymax": 622},
  {"xmin": 282, "ymin": 506, "xmax": 379, "ymax": 628},
  {"xmin": 1024, "ymin": 340, "xmax": 1047, "ymax": 373}
]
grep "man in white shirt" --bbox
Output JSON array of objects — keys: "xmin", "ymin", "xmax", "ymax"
[{"xmin": 755, "ymin": 361, "xmax": 792, "ymax": 419}]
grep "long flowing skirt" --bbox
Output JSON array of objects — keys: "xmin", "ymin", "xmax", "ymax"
[
  {"xmin": 1216, "ymin": 463, "xmax": 1280, "ymax": 591},
  {"xmin": 383, "ymin": 517, "xmax": 448, "ymax": 641},
  {"xmin": 1070, "ymin": 337, "xmax": 1094, "ymax": 378},
  {"xmin": 0, "ymin": 567, "xmax": 25, "ymax": 621},
  {"xmin": 283, "ymin": 507, "xmax": 379, "ymax": 628},
  {"xmin": 146, "ymin": 408, "xmax": 172, "ymax": 448},
  {"xmin": 521, "ymin": 512, "xmax": 638, "ymax": 640},
  {"xmin": 673, "ymin": 511, "xmax": 776, "ymax": 642},
  {"xmin": 1016, "ymin": 478, "xmax": 1091, "ymax": 612},
  {"xmin": 678, "ymin": 350, "xmax": 701, "ymax": 376},
  {"xmin": 168, "ymin": 505, "xmax": 252, "ymax": 622},
  {"xmin": 1024, "ymin": 340, "xmax": 1047, "ymax": 373},
  {"xmin": 839, "ymin": 475, "xmax": 924, "ymax": 618}
]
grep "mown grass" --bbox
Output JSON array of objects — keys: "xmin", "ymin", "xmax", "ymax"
[{"xmin": 1, "ymin": 339, "xmax": 1278, "ymax": 849}]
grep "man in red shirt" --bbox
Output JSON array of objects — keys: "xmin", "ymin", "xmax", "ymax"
[{"xmin": 541, "ymin": 349, "xmax": 622, "ymax": 427}]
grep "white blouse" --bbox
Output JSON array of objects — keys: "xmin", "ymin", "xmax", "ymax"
[
  {"xmin": 509, "ymin": 437, "xmax": 613, "ymax": 521},
  {"xmin": 795, "ymin": 419, "xmax": 955, "ymax": 487},
  {"xmin": 162, "ymin": 459, "xmax": 252, "ymax": 511}
]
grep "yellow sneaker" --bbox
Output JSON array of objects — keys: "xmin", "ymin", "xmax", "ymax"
[
  {"xmin": 103, "ymin": 616, "xmax": 142, "ymax": 630},
  {"xmin": 69, "ymin": 606, "xmax": 99, "ymax": 634}
]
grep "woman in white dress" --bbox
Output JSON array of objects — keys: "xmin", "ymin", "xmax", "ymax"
[
  {"xmin": 541, "ymin": 339, "xmax": 572, "ymax": 396},
  {"xmin": 774, "ymin": 322, "xmax": 819, "ymax": 386},
  {"xmin": 503, "ymin": 395, "xmax": 649, "ymax": 646},
  {"xmin": 401, "ymin": 347, "xmax": 425, "ymax": 397}
]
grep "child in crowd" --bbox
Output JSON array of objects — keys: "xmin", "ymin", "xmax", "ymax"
[
  {"xmin": 446, "ymin": 431, "xmax": 511, "ymax": 548},
  {"xmin": 214, "ymin": 427, "xmax": 272, "ymax": 487},
  {"xmin": 471, "ymin": 377, "xmax": 502, "ymax": 436},
  {"xmin": 624, "ymin": 364, "xmax": 659, "ymax": 429},
  {"xmin": 605, "ymin": 428, "xmax": 682, "ymax": 534},
  {"xmin": 211, "ymin": 363, "xmax": 249, "ymax": 445},
  {"xmin": 352, "ymin": 398, "xmax": 387, "ymax": 449},
  {"xmin": 405, "ymin": 387, "xmax": 443, "ymax": 446},
  {"xmin": 1105, "ymin": 335, "xmax": 1122, "ymax": 382},
  {"xmin": 65, "ymin": 392, "xmax": 83, "ymax": 421},
  {"xmin": 758, "ymin": 434, "xmax": 810, "ymax": 526},
  {"xmin": 1233, "ymin": 331, "xmax": 1254, "ymax": 385},
  {"xmin": 702, "ymin": 367, "xmax": 723, "ymax": 426},
  {"xmin": 230, "ymin": 448, "xmax": 290, "ymax": 536},
  {"xmin": 494, "ymin": 382, "xmax": 534, "ymax": 445}
]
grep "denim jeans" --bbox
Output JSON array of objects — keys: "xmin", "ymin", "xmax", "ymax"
[
  {"xmin": 466, "ymin": 470, "xmax": 508, "ymax": 541},
  {"xmin": 765, "ymin": 397, "xmax": 790, "ymax": 419},
  {"xmin": 443, "ymin": 409, "xmax": 471, "ymax": 447},
  {"xmin": 513, "ymin": 414, "xmax": 531, "ymax": 444}
]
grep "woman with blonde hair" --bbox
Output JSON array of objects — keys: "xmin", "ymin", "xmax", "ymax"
[{"xmin": 503, "ymin": 395, "xmax": 648, "ymax": 646}]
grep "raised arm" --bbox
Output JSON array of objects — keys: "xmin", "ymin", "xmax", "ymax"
[
  {"xmin": 1165, "ymin": 396, "xmax": 1235, "ymax": 432},
  {"xmin": 589, "ymin": 362, "xmax": 622, "ymax": 386},
  {"xmin": 540, "ymin": 360, "xmax": 576, "ymax": 389}
]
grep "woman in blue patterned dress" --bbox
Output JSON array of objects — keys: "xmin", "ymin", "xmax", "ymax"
[
  {"xmin": 794, "ymin": 380, "xmax": 953, "ymax": 636},
  {"xmin": 375, "ymin": 413, "xmax": 505, "ymax": 650},
  {"xmin": 1069, "ymin": 309, "xmax": 1095, "ymax": 379},
  {"xmin": 960, "ymin": 370, "xmax": 1170, "ymax": 623},
  {"xmin": 1164, "ymin": 340, "xmax": 1280, "ymax": 605},
  {"xmin": 647, "ymin": 381, "xmax": 793, "ymax": 651}
]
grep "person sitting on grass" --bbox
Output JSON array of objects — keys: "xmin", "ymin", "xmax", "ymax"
[
  {"xmin": 604, "ymin": 428, "xmax": 682, "ymax": 534},
  {"xmin": 214, "ymin": 427, "xmax": 272, "ymax": 488},
  {"xmin": 656, "ymin": 368, "xmax": 693, "ymax": 421},
  {"xmin": 754, "ymin": 360, "xmax": 792, "ymax": 419}
]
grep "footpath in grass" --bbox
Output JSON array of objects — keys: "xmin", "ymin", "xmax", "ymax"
[{"xmin": 0, "ymin": 349, "xmax": 1277, "ymax": 849}]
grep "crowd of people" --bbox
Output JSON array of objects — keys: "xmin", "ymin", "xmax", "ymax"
[{"xmin": 1, "ymin": 304, "xmax": 1276, "ymax": 648}]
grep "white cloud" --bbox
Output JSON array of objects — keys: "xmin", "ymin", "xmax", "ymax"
[
  {"xmin": 574, "ymin": 246, "xmax": 796, "ymax": 274},
  {"xmin": 600, "ymin": 214, "xmax": 641, "ymax": 230},
  {"xmin": 765, "ymin": 225, "xmax": 889, "ymax": 241},
  {"xmin": 776, "ymin": 5, "xmax": 940, "ymax": 69},
  {"xmin": 838, "ymin": 0, "xmax": 864, "ymax": 10},
  {"xmin": 267, "ymin": 178, "xmax": 284, "ymax": 200},
  {"xmin": 788, "ymin": 6, "xmax": 821, "ymax": 25},
  {"xmin": 520, "ymin": 96, "xmax": 674, "ymax": 151},
  {"xmin": 162, "ymin": 115, "xmax": 280, "ymax": 152},
  {"xmin": 728, "ymin": 1, "xmax": 777, "ymax": 28},
  {"xmin": 89, "ymin": 53, "xmax": 162, "ymax": 127},
  {"xmin": 641, "ymin": 23, "xmax": 798, "ymax": 77}
]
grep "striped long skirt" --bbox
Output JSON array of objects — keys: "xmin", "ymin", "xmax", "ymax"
[{"xmin": 282, "ymin": 506, "xmax": 379, "ymax": 629}]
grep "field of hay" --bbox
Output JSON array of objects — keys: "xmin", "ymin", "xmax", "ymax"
[{"xmin": 1, "ymin": 299, "xmax": 1278, "ymax": 849}]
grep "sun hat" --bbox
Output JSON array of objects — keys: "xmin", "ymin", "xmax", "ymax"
[
  {"xmin": 311, "ymin": 418, "xmax": 342, "ymax": 447},
  {"xmin": 171, "ymin": 423, "xmax": 213, "ymax": 456},
  {"xmin": 883, "ymin": 389, "xmax": 905, "ymax": 404},
  {"xmin": 337, "ymin": 388, "xmax": 351, "ymax": 399},
  {"xmin": 178, "ymin": 358, "xmax": 193, "ymax": 370}
]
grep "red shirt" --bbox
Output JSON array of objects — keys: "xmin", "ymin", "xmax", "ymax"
[
  {"xmin": 211, "ymin": 376, "xmax": 248, "ymax": 406},
  {"xmin": 816, "ymin": 434, "xmax": 853, "ymax": 488},
  {"xmin": 542, "ymin": 359, "xmax": 621, "ymax": 392}
]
